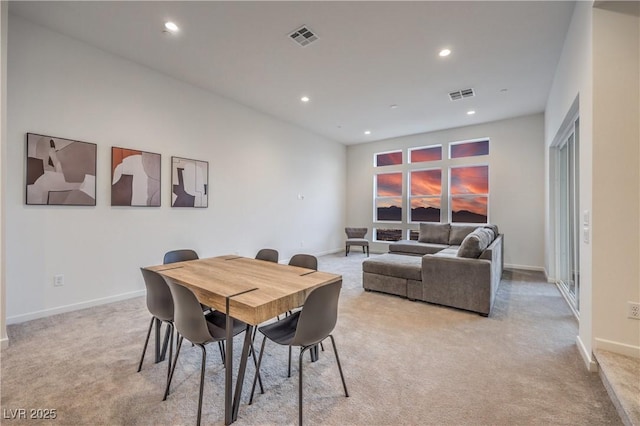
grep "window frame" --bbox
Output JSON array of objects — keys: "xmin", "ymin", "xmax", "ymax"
[
  {"xmin": 374, "ymin": 171, "xmax": 403, "ymax": 224},
  {"xmin": 448, "ymin": 164, "xmax": 490, "ymax": 224},
  {"xmin": 408, "ymin": 167, "xmax": 442, "ymax": 224},
  {"xmin": 374, "ymin": 149, "xmax": 403, "ymax": 167},
  {"xmin": 409, "ymin": 144, "xmax": 443, "ymax": 164},
  {"xmin": 448, "ymin": 138, "xmax": 490, "ymax": 159}
]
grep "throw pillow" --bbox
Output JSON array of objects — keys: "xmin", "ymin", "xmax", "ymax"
[
  {"xmin": 457, "ymin": 228, "xmax": 494, "ymax": 258},
  {"xmin": 482, "ymin": 224, "xmax": 499, "ymax": 236},
  {"xmin": 457, "ymin": 233, "xmax": 482, "ymax": 258},
  {"xmin": 418, "ymin": 223, "xmax": 451, "ymax": 244}
]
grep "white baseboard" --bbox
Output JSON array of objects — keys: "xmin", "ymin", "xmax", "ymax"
[
  {"xmin": 6, "ymin": 289, "xmax": 145, "ymax": 325},
  {"xmin": 577, "ymin": 335, "xmax": 599, "ymax": 372},
  {"xmin": 595, "ymin": 338, "xmax": 640, "ymax": 359},
  {"xmin": 504, "ymin": 263, "xmax": 546, "ymax": 273}
]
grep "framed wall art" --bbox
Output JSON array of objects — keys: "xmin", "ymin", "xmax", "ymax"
[
  {"xmin": 171, "ymin": 156, "xmax": 208, "ymax": 208},
  {"xmin": 26, "ymin": 133, "xmax": 97, "ymax": 206},
  {"xmin": 111, "ymin": 147, "xmax": 161, "ymax": 207}
]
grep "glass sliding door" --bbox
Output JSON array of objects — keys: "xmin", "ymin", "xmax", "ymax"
[{"xmin": 556, "ymin": 118, "xmax": 580, "ymax": 313}]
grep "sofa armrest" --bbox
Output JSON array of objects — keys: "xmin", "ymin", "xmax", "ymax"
[{"xmin": 421, "ymin": 255, "xmax": 494, "ymax": 315}]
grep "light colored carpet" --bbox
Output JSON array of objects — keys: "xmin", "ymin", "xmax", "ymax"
[{"xmin": 1, "ymin": 253, "xmax": 621, "ymax": 425}]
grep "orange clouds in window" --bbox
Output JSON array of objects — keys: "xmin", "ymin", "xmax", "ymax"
[
  {"xmin": 451, "ymin": 196, "xmax": 488, "ymax": 215},
  {"xmin": 411, "ymin": 169, "xmax": 441, "ymax": 195},
  {"xmin": 451, "ymin": 166, "xmax": 488, "ymax": 194},
  {"xmin": 376, "ymin": 173, "xmax": 402, "ymax": 196},
  {"xmin": 411, "ymin": 146, "xmax": 442, "ymax": 163},
  {"xmin": 376, "ymin": 151, "xmax": 402, "ymax": 166}
]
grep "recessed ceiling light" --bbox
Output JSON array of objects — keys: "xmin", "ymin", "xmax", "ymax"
[
  {"xmin": 500, "ymin": 88, "xmax": 509, "ymax": 93},
  {"xmin": 439, "ymin": 48, "xmax": 451, "ymax": 57},
  {"xmin": 364, "ymin": 130, "xmax": 371, "ymax": 135},
  {"xmin": 301, "ymin": 96, "xmax": 310, "ymax": 103},
  {"xmin": 164, "ymin": 21, "xmax": 179, "ymax": 33},
  {"xmin": 390, "ymin": 104, "xmax": 398, "ymax": 109},
  {"xmin": 467, "ymin": 110, "xmax": 476, "ymax": 115}
]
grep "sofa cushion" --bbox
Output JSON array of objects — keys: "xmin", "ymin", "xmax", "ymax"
[
  {"xmin": 418, "ymin": 223, "xmax": 451, "ymax": 244},
  {"xmin": 448, "ymin": 224, "xmax": 480, "ymax": 245},
  {"xmin": 432, "ymin": 247, "xmax": 459, "ymax": 258},
  {"xmin": 362, "ymin": 254, "xmax": 423, "ymax": 281},
  {"xmin": 458, "ymin": 228, "xmax": 495, "ymax": 258},
  {"xmin": 389, "ymin": 240, "xmax": 449, "ymax": 256}
]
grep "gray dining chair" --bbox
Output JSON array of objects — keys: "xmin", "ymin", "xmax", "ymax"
[
  {"xmin": 288, "ymin": 253, "xmax": 317, "ymax": 271},
  {"xmin": 163, "ymin": 249, "xmax": 199, "ymax": 264},
  {"xmin": 162, "ymin": 278, "xmax": 247, "ymax": 426},
  {"xmin": 137, "ymin": 268, "xmax": 175, "ymax": 396},
  {"xmin": 248, "ymin": 280, "xmax": 349, "ymax": 425},
  {"xmin": 256, "ymin": 248, "xmax": 279, "ymax": 263},
  {"xmin": 164, "ymin": 249, "xmax": 213, "ymax": 316},
  {"xmin": 345, "ymin": 227, "xmax": 369, "ymax": 256}
]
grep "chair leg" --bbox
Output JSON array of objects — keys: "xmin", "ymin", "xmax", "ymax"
[
  {"xmin": 166, "ymin": 324, "xmax": 174, "ymax": 385},
  {"xmin": 249, "ymin": 335, "xmax": 268, "ymax": 405},
  {"xmin": 159, "ymin": 321, "xmax": 172, "ymax": 362},
  {"xmin": 218, "ymin": 341, "xmax": 225, "ymax": 364},
  {"xmin": 163, "ymin": 335, "xmax": 184, "ymax": 401},
  {"xmin": 288, "ymin": 346, "xmax": 292, "ymax": 378},
  {"xmin": 137, "ymin": 317, "xmax": 155, "ymax": 372},
  {"xmin": 196, "ymin": 345, "xmax": 207, "ymax": 426},
  {"xmin": 329, "ymin": 335, "xmax": 349, "ymax": 397},
  {"xmin": 298, "ymin": 346, "xmax": 310, "ymax": 426},
  {"xmin": 345, "ymin": 244, "xmax": 348, "ymax": 256},
  {"xmin": 154, "ymin": 318, "xmax": 163, "ymax": 363},
  {"xmin": 249, "ymin": 341, "xmax": 264, "ymax": 394}
]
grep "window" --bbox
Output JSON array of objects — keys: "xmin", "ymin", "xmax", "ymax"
[
  {"xmin": 372, "ymin": 138, "xmax": 490, "ymax": 238},
  {"xmin": 375, "ymin": 172, "xmax": 402, "ymax": 222},
  {"xmin": 409, "ymin": 169, "xmax": 441, "ymax": 222},
  {"xmin": 375, "ymin": 150, "xmax": 402, "ymax": 167},
  {"xmin": 409, "ymin": 145, "xmax": 442, "ymax": 163},
  {"xmin": 450, "ymin": 139, "xmax": 489, "ymax": 159},
  {"xmin": 450, "ymin": 165, "xmax": 488, "ymax": 223}
]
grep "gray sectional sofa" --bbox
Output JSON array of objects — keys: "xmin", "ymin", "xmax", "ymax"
[{"xmin": 362, "ymin": 223, "xmax": 503, "ymax": 316}]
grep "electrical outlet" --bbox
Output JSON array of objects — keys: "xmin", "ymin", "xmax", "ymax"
[
  {"xmin": 628, "ymin": 302, "xmax": 640, "ymax": 320},
  {"xmin": 53, "ymin": 274, "xmax": 64, "ymax": 287}
]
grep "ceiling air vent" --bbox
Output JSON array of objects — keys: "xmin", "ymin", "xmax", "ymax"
[
  {"xmin": 449, "ymin": 88, "xmax": 475, "ymax": 101},
  {"xmin": 289, "ymin": 25, "xmax": 319, "ymax": 47}
]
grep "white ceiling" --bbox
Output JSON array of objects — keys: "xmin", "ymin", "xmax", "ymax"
[{"xmin": 9, "ymin": 1, "xmax": 576, "ymax": 145}]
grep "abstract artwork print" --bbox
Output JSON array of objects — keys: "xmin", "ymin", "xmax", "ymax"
[
  {"xmin": 111, "ymin": 147, "xmax": 161, "ymax": 207},
  {"xmin": 26, "ymin": 133, "xmax": 97, "ymax": 206},
  {"xmin": 171, "ymin": 157, "xmax": 208, "ymax": 208}
]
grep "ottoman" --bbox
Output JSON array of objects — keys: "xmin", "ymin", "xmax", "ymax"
[{"xmin": 362, "ymin": 253, "xmax": 423, "ymax": 299}]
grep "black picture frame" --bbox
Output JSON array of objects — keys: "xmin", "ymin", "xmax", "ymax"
[
  {"xmin": 26, "ymin": 133, "xmax": 97, "ymax": 206},
  {"xmin": 171, "ymin": 156, "xmax": 209, "ymax": 208}
]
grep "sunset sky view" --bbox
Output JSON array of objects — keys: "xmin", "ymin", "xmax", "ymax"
[
  {"xmin": 450, "ymin": 139, "xmax": 489, "ymax": 158},
  {"xmin": 375, "ymin": 151, "xmax": 402, "ymax": 166},
  {"xmin": 410, "ymin": 146, "xmax": 442, "ymax": 163},
  {"xmin": 375, "ymin": 140, "xmax": 489, "ymax": 221},
  {"xmin": 376, "ymin": 166, "xmax": 488, "ymax": 217},
  {"xmin": 450, "ymin": 165, "xmax": 489, "ymax": 195}
]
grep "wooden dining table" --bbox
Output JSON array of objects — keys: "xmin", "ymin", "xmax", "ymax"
[{"xmin": 144, "ymin": 255, "xmax": 342, "ymax": 425}]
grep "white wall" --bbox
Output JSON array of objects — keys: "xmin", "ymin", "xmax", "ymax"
[
  {"xmin": 591, "ymin": 3, "xmax": 639, "ymax": 357},
  {"xmin": 545, "ymin": 1, "xmax": 640, "ymax": 365},
  {"xmin": 544, "ymin": 1, "xmax": 595, "ymax": 368},
  {"xmin": 5, "ymin": 15, "xmax": 346, "ymax": 324},
  {"xmin": 346, "ymin": 113, "xmax": 545, "ymax": 270}
]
